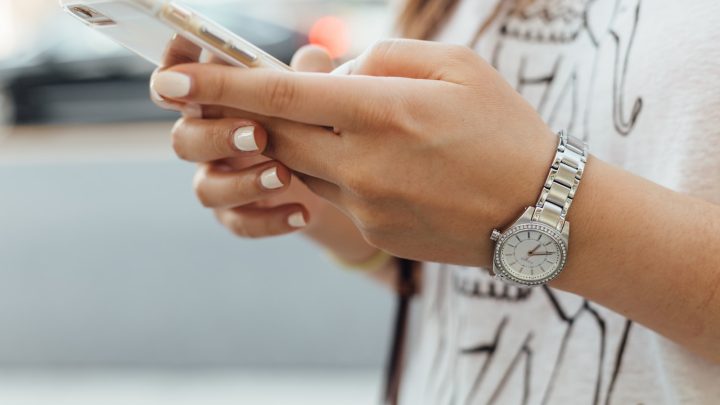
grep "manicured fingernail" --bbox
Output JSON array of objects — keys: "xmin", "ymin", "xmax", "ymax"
[
  {"xmin": 233, "ymin": 126, "xmax": 258, "ymax": 152},
  {"xmin": 150, "ymin": 87, "xmax": 180, "ymax": 111},
  {"xmin": 260, "ymin": 167, "xmax": 284, "ymax": 190},
  {"xmin": 150, "ymin": 87, "xmax": 166, "ymax": 103},
  {"xmin": 152, "ymin": 71, "xmax": 192, "ymax": 98},
  {"xmin": 182, "ymin": 103, "xmax": 203, "ymax": 118},
  {"xmin": 288, "ymin": 212, "xmax": 307, "ymax": 228}
]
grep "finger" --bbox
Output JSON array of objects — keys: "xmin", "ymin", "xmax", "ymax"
[
  {"xmin": 150, "ymin": 81, "xmax": 204, "ymax": 118},
  {"xmin": 151, "ymin": 35, "xmax": 203, "ymax": 113},
  {"xmin": 351, "ymin": 39, "xmax": 479, "ymax": 83},
  {"xmin": 151, "ymin": 64, "xmax": 389, "ymax": 129},
  {"xmin": 291, "ymin": 45, "xmax": 334, "ymax": 73},
  {"xmin": 215, "ymin": 204, "xmax": 309, "ymax": 238},
  {"xmin": 263, "ymin": 120, "xmax": 343, "ymax": 182},
  {"xmin": 171, "ymin": 118, "xmax": 267, "ymax": 162},
  {"xmin": 162, "ymin": 34, "xmax": 203, "ymax": 67},
  {"xmin": 194, "ymin": 161, "xmax": 292, "ymax": 208},
  {"xmin": 296, "ymin": 173, "xmax": 344, "ymax": 206},
  {"xmin": 150, "ymin": 70, "xmax": 187, "ymax": 112},
  {"xmin": 178, "ymin": 107, "xmax": 345, "ymax": 182}
]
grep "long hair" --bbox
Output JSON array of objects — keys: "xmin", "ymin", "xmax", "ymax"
[
  {"xmin": 397, "ymin": 0, "xmax": 534, "ymax": 41},
  {"xmin": 396, "ymin": 0, "xmax": 461, "ymax": 40}
]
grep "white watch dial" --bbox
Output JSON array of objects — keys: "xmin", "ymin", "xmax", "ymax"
[{"xmin": 498, "ymin": 226, "xmax": 566, "ymax": 283}]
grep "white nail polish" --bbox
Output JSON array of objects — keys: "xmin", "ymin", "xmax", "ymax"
[
  {"xmin": 152, "ymin": 71, "xmax": 192, "ymax": 98},
  {"xmin": 150, "ymin": 87, "xmax": 165, "ymax": 103},
  {"xmin": 233, "ymin": 126, "xmax": 258, "ymax": 152},
  {"xmin": 260, "ymin": 167, "xmax": 284, "ymax": 190},
  {"xmin": 288, "ymin": 212, "xmax": 307, "ymax": 228},
  {"xmin": 150, "ymin": 87, "xmax": 181, "ymax": 111}
]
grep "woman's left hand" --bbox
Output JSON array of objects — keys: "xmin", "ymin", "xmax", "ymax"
[{"xmin": 151, "ymin": 39, "xmax": 562, "ymax": 267}]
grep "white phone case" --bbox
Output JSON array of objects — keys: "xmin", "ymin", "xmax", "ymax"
[{"xmin": 59, "ymin": 0, "xmax": 291, "ymax": 70}]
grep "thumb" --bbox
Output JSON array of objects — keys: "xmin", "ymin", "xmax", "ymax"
[
  {"xmin": 290, "ymin": 45, "xmax": 334, "ymax": 73},
  {"xmin": 351, "ymin": 39, "xmax": 477, "ymax": 82}
]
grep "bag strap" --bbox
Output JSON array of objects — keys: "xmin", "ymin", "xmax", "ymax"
[{"xmin": 383, "ymin": 258, "xmax": 417, "ymax": 405}]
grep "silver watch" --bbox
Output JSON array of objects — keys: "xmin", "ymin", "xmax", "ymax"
[{"xmin": 490, "ymin": 131, "xmax": 588, "ymax": 287}]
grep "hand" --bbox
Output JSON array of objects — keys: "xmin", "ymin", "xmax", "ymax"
[
  {"xmin": 150, "ymin": 40, "xmax": 360, "ymax": 245},
  {"xmin": 151, "ymin": 39, "xmax": 562, "ymax": 267}
]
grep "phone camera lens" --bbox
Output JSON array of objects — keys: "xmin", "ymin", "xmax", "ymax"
[
  {"xmin": 70, "ymin": 6, "xmax": 95, "ymax": 19},
  {"xmin": 68, "ymin": 6, "xmax": 116, "ymax": 26}
]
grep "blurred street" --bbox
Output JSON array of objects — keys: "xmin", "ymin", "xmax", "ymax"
[{"xmin": 0, "ymin": 1, "xmax": 394, "ymax": 403}]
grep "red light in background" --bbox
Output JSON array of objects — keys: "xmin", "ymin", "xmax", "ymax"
[{"xmin": 308, "ymin": 16, "xmax": 350, "ymax": 59}]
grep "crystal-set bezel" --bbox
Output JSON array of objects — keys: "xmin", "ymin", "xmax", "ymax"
[{"xmin": 493, "ymin": 222, "xmax": 568, "ymax": 286}]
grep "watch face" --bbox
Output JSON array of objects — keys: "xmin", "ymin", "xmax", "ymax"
[{"xmin": 495, "ymin": 223, "xmax": 567, "ymax": 285}]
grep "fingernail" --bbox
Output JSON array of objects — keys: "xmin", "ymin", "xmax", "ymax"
[
  {"xmin": 260, "ymin": 167, "xmax": 284, "ymax": 190},
  {"xmin": 150, "ymin": 87, "xmax": 181, "ymax": 111},
  {"xmin": 182, "ymin": 103, "xmax": 203, "ymax": 118},
  {"xmin": 288, "ymin": 212, "xmax": 307, "ymax": 228},
  {"xmin": 150, "ymin": 87, "xmax": 166, "ymax": 103},
  {"xmin": 152, "ymin": 71, "xmax": 192, "ymax": 98},
  {"xmin": 233, "ymin": 126, "xmax": 258, "ymax": 152}
]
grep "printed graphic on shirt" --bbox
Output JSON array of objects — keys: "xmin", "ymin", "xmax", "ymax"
[
  {"xmin": 422, "ymin": 1, "xmax": 646, "ymax": 404},
  {"xmin": 474, "ymin": 0, "xmax": 644, "ymax": 140}
]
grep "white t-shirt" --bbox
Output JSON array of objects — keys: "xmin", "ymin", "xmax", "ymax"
[{"xmin": 399, "ymin": 1, "xmax": 720, "ymax": 404}]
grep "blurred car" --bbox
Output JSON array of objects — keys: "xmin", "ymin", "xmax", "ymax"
[
  {"xmin": 0, "ymin": 0, "xmax": 390, "ymax": 127},
  {"xmin": 0, "ymin": 5, "xmax": 307, "ymax": 125}
]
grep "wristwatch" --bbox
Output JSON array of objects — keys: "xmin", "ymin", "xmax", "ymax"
[{"xmin": 490, "ymin": 131, "xmax": 588, "ymax": 287}]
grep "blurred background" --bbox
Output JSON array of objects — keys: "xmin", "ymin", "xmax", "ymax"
[{"xmin": 0, "ymin": 0, "xmax": 394, "ymax": 403}]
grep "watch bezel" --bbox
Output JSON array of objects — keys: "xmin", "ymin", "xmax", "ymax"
[{"xmin": 493, "ymin": 222, "xmax": 568, "ymax": 286}]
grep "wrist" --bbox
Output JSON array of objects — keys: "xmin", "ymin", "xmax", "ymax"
[
  {"xmin": 488, "ymin": 130, "xmax": 589, "ymax": 286},
  {"xmin": 546, "ymin": 156, "xmax": 610, "ymax": 292},
  {"xmin": 479, "ymin": 128, "xmax": 559, "ymax": 267}
]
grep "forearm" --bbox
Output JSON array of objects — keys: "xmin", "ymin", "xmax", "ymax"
[{"xmin": 551, "ymin": 157, "xmax": 720, "ymax": 362}]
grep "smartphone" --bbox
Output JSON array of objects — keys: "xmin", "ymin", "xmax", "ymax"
[{"xmin": 59, "ymin": 0, "xmax": 292, "ymax": 71}]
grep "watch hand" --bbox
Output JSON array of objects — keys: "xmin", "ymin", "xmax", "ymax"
[
  {"xmin": 528, "ymin": 252, "xmax": 554, "ymax": 256},
  {"xmin": 528, "ymin": 243, "xmax": 541, "ymax": 256}
]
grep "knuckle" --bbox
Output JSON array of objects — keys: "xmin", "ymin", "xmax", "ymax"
[
  {"xmin": 193, "ymin": 172, "xmax": 213, "ymax": 208},
  {"xmin": 229, "ymin": 217, "xmax": 250, "ymax": 238},
  {"xmin": 206, "ymin": 71, "xmax": 229, "ymax": 103},
  {"xmin": 263, "ymin": 75, "xmax": 297, "ymax": 113},
  {"xmin": 235, "ymin": 172, "xmax": 253, "ymax": 195},
  {"xmin": 445, "ymin": 44, "xmax": 477, "ymax": 65},
  {"xmin": 209, "ymin": 123, "xmax": 232, "ymax": 156},
  {"xmin": 195, "ymin": 187, "xmax": 213, "ymax": 208},
  {"xmin": 367, "ymin": 39, "xmax": 401, "ymax": 64},
  {"xmin": 379, "ymin": 96, "xmax": 416, "ymax": 132},
  {"xmin": 358, "ymin": 101, "xmax": 395, "ymax": 129},
  {"xmin": 240, "ymin": 220, "xmax": 268, "ymax": 239},
  {"xmin": 170, "ymin": 119, "xmax": 190, "ymax": 160}
]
